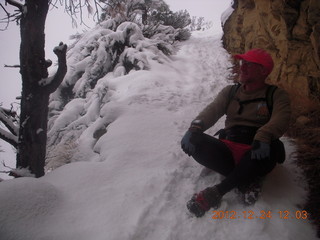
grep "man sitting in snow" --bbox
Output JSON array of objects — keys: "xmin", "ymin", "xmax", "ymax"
[{"xmin": 181, "ymin": 48, "xmax": 291, "ymax": 217}]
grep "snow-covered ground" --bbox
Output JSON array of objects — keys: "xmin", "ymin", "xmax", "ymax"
[{"xmin": 0, "ymin": 30, "xmax": 318, "ymax": 240}]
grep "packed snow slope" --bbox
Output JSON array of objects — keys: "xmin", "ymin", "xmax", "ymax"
[{"xmin": 0, "ymin": 30, "xmax": 318, "ymax": 240}]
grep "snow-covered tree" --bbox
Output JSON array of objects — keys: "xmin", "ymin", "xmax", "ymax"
[
  {"xmin": 189, "ymin": 16, "xmax": 212, "ymax": 31},
  {"xmin": 99, "ymin": 0, "xmax": 168, "ymax": 24},
  {"xmin": 196, "ymin": 17, "xmax": 205, "ymax": 31},
  {"xmin": 154, "ymin": 9, "xmax": 191, "ymax": 29}
]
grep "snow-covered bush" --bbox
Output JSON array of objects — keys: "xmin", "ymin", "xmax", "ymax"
[
  {"xmin": 98, "ymin": 0, "xmax": 192, "ymax": 41},
  {"xmin": 46, "ymin": 2, "xmax": 193, "ymax": 171},
  {"xmin": 46, "ymin": 17, "xmax": 184, "ymax": 170},
  {"xmin": 175, "ymin": 28, "xmax": 192, "ymax": 41},
  {"xmin": 189, "ymin": 16, "xmax": 213, "ymax": 32},
  {"xmin": 154, "ymin": 9, "xmax": 191, "ymax": 29},
  {"xmin": 50, "ymin": 21, "xmax": 170, "ymax": 103},
  {"xmin": 45, "ymin": 140, "xmax": 78, "ymax": 172}
]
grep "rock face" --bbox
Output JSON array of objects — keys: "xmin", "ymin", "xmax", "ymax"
[{"xmin": 222, "ymin": 0, "xmax": 320, "ymax": 99}]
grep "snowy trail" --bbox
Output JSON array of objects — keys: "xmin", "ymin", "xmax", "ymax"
[
  {"xmin": 124, "ymin": 32, "xmax": 233, "ymax": 239},
  {"xmin": 0, "ymin": 30, "xmax": 318, "ymax": 240}
]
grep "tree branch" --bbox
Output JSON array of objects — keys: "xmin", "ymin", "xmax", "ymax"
[
  {"xmin": 5, "ymin": 0, "xmax": 23, "ymax": 11},
  {"xmin": 0, "ymin": 161, "xmax": 34, "ymax": 178},
  {"xmin": 0, "ymin": 128, "xmax": 18, "ymax": 148},
  {"xmin": 4, "ymin": 64, "xmax": 20, "ymax": 68},
  {"xmin": 0, "ymin": 107, "xmax": 19, "ymax": 136},
  {"xmin": 41, "ymin": 42, "xmax": 67, "ymax": 93}
]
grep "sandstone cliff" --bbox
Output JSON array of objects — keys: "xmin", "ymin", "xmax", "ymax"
[{"xmin": 222, "ymin": 0, "xmax": 320, "ymax": 99}]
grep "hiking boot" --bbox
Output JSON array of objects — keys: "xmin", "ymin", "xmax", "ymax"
[
  {"xmin": 186, "ymin": 186, "xmax": 222, "ymax": 217},
  {"xmin": 237, "ymin": 178, "xmax": 263, "ymax": 206}
]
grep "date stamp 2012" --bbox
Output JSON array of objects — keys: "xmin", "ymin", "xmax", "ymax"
[{"xmin": 211, "ymin": 210, "xmax": 308, "ymax": 220}]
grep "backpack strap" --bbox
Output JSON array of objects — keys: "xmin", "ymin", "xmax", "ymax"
[
  {"xmin": 227, "ymin": 84, "xmax": 277, "ymax": 115},
  {"xmin": 265, "ymin": 85, "xmax": 277, "ymax": 115},
  {"xmin": 227, "ymin": 83, "xmax": 241, "ymax": 109}
]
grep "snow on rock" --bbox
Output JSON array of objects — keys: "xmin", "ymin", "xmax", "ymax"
[
  {"xmin": 221, "ymin": 2, "xmax": 235, "ymax": 27},
  {"xmin": 0, "ymin": 28, "xmax": 318, "ymax": 240}
]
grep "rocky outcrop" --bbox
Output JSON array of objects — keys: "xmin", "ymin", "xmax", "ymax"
[{"xmin": 222, "ymin": 0, "xmax": 320, "ymax": 99}]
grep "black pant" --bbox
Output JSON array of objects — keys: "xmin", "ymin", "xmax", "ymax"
[{"xmin": 191, "ymin": 133, "xmax": 278, "ymax": 195}]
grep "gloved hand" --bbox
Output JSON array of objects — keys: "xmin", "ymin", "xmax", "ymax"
[
  {"xmin": 181, "ymin": 120, "xmax": 204, "ymax": 156},
  {"xmin": 181, "ymin": 131, "xmax": 196, "ymax": 156},
  {"xmin": 251, "ymin": 140, "xmax": 270, "ymax": 160}
]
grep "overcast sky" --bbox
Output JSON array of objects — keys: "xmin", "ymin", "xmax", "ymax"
[{"xmin": 0, "ymin": 0, "xmax": 231, "ymax": 170}]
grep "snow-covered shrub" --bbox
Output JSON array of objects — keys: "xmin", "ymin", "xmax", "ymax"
[
  {"xmin": 97, "ymin": 0, "xmax": 191, "ymax": 41},
  {"xmin": 157, "ymin": 9, "xmax": 191, "ymax": 29},
  {"xmin": 50, "ymin": 20, "xmax": 176, "ymax": 108},
  {"xmin": 189, "ymin": 16, "xmax": 213, "ymax": 32},
  {"xmin": 175, "ymin": 28, "xmax": 192, "ymax": 41},
  {"xmin": 46, "ymin": 14, "xmax": 190, "ymax": 170},
  {"xmin": 45, "ymin": 140, "xmax": 79, "ymax": 172},
  {"xmin": 120, "ymin": 48, "xmax": 149, "ymax": 73}
]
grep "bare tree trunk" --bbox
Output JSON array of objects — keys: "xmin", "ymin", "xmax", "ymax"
[{"xmin": 17, "ymin": 0, "xmax": 67, "ymax": 177}]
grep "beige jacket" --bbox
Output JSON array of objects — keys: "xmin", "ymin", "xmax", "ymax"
[{"xmin": 195, "ymin": 84, "xmax": 291, "ymax": 143}]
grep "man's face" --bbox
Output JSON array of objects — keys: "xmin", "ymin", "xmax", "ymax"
[{"xmin": 239, "ymin": 60, "xmax": 266, "ymax": 84}]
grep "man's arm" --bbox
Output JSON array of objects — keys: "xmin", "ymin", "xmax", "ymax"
[
  {"xmin": 254, "ymin": 88, "xmax": 291, "ymax": 143},
  {"xmin": 193, "ymin": 85, "xmax": 233, "ymax": 131}
]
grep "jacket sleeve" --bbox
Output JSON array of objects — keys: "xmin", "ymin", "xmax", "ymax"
[
  {"xmin": 194, "ymin": 85, "xmax": 232, "ymax": 131},
  {"xmin": 254, "ymin": 88, "xmax": 291, "ymax": 143}
]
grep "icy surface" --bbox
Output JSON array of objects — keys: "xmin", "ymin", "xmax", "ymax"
[{"xmin": 0, "ymin": 29, "xmax": 317, "ymax": 240}]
